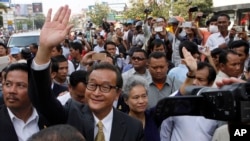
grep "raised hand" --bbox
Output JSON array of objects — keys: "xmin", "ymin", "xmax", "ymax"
[
  {"xmin": 36, "ymin": 5, "xmax": 73, "ymax": 65},
  {"xmin": 40, "ymin": 5, "xmax": 73, "ymax": 49},
  {"xmin": 182, "ymin": 47, "xmax": 197, "ymax": 73}
]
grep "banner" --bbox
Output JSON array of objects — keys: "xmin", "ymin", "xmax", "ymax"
[
  {"xmin": 14, "ymin": 4, "xmax": 29, "ymax": 16},
  {"xmin": 32, "ymin": 3, "xmax": 43, "ymax": 13}
]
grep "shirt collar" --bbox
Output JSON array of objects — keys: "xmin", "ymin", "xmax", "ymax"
[
  {"xmin": 149, "ymin": 75, "xmax": 171, "ymax": 86},
  {"xmin": 93, "ymin": 108, "xmax": 113, "ymax": 131},
  {"xmin": 131, "ymin": 68, "xmax": 148, "ymax": 75},
  {"xmin": 218, "ymin": 71, "xmax": 230, "ymax": 78},
  {"xmin": 7, "ymin": 107, "xmax": 39, "ymax": 123},
  {"xmin": 217, "ymin": 32, "xmax": 230, "ymax": 38}
]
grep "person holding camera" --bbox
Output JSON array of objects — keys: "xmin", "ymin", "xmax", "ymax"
[
  {"xmin": 131, "ymin": 21, "xmax": 145, "ymax": 49},
  {"xmin": 175, "ymin": 21, "xmax": 203, "ymax": 45},
  {"xmin": 160, "ymin": 47, "xmax": 220, "ymax": 141},
  {"xmin": 148, "ymin": 17, "xmax": 174, "ymax": 61}
]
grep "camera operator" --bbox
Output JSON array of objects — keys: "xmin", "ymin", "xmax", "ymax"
[
  {"xmin": 143, "ymin": 8, "xmax": 155, "ymax": 51},
  {"xmin": 131, "ymin": 21, "xmax": 145, "ymax": 49},
  {"xmin": 160, "ymin": 47, "xmax": 220, "ymax": 141},
  {"xmin": 212, "ymin": 77, "xmax": 249, "ymax": 141},
  {"xmin": 148, "ymin": 17, "xmax": 174, "ymax": 61}
]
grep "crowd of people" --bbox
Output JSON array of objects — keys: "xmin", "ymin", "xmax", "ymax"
[{"xmin": 0, "ymin": 5, "xmax": 250, "ymax": 141}]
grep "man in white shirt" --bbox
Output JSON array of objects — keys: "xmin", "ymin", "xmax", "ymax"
[
  {"xmin": 205, "ymin": 13, "xmax": 232, "ymax": 50},
  {"xmin": 0, "ymin": 63, "xmax": 48, "ymax": 141},
  {"xmin": 212, "ymin": 50, "xmax": 241, "ymax": 87},
  {"xmin": 57, "ymin": 70, "xmax": 87, "ymax": 105},
  {"xmin": 93, "ymin": 35, "xmax": 105, "ymax": 53}
]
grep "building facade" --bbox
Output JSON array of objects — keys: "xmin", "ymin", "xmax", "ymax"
[{"xmin": 213, "ymin": 0, "xmax": 250, "ymax": 29}]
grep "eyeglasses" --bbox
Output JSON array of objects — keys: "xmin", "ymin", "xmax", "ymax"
[
  {"xmin": 86, "ymin": 82, "xmax": 118, "ymax": 93},
  {"xmin": 131, "ymin": 56, "xmax": 146, "ymax": 61}
]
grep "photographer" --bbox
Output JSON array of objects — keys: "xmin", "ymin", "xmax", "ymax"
[
  {"xmin": 131, "ymin": 21, "xmax": 145, "ymax": 49},
  {"xmin": 148, "ymin": 17, "xmax": 174, "ymax": 61},
  {"xmin": 160, "ymin": 47, "xmax": 220, "ymax": 141},
  {"xmin": 175, "ymin": 21, "xmax": 203, "ymax": 45}
]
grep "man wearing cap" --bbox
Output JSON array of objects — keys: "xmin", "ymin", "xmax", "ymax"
[
  {"xmin": 10, "ymin": 47, "xmax": 21, "ymax": 61},
  {"xmin": 168, "ymin": 17, "xmax": 182, "ymax": 66},
  {"xmin": 143, "ymin": 16, "xmax": 155, "ymax": 50},
  {"xmin": 148, "ymin": 17, "xmax": 174, "ymax": 61},
  {"xmin": 132, "ymin": 21, "xmax": 145, "ymax": 49}
]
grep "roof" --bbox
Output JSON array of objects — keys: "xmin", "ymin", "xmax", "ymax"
[{"xmin": 11, "ymin": 31, "xmax": 40, "ymax": 37}]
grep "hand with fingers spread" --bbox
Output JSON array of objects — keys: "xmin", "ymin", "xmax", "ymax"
[
  {"xmin": 36, "ymin": 5, "xmax": 74, "ymax": 64},
  {"xmin": 182, "ymin": 47, "xmax": 197, "ymax": 73},
  {"xmin": 40, "ymin": 5, "xmax": 73, "ymax": 48}
]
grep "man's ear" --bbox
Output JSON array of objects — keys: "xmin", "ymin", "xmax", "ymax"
[
  {"xmin": 115, "ymin": 88, "xmax": 122, "ymax": 100},
  {"xmin": 219, "ymin": 63, "xmax": 225, "ymax": 71},
  {"xmin": 51, "ymin": 72, "xmax": 57, "ymax": 79}
]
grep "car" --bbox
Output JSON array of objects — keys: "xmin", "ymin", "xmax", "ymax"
[{"xmin": 7, "ymin": 31, "xmax": 40, "ymax": 48}]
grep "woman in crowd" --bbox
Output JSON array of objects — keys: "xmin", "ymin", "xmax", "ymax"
[{"xmin": 123, "ymin": 76, "xmax": 160, "ymax": 141}]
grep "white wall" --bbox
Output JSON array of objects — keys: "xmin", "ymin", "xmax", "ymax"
[{"xmin": 213, "ymin": 0, "xmax": 250, "ymax": 7}]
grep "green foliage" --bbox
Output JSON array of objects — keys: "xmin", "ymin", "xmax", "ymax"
[
  {"xmin": 0, "ymin": 3, "xmax": 7, "ymax": 13},
  {"xmin": 34, "ymin": 14, "xmax": 45, "ymax": 29},
  {"xmin": 124, "ymin": 0, "xmax": 213, "ymax": 22},
  {"xmin": 0, "ymin": 16, "xmax": 2, "ymax": 27},
  {"xmin": 87, "ymin": 3, "xmax": 110, "ymax": 26}
]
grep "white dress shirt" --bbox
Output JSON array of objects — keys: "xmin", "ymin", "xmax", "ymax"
[
  {"xmin": 94, "ymin": 45, "xmax": 105, "ymax": 53},
  {"xmin": 93, "ymin": 108, "xmax": 113, "ymax": 141},
  {"xmin": 57, "ymin": 92, "xmax": 71, "ymax": 105},
  {"xmin": 7, "ymin": 108, "xmax": 40, "ymax": 141},
  {"xmin": 205, "ymin": 32, "xmax": 230, "ymax": 51}
]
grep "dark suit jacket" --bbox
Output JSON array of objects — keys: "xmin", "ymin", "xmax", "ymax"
[
  {"xmin": 0, "ymin": 105, "xmax": 49, "ymax": 141},
  {"xmin": 52, "ymin": 82, "xmax": 68, "ymax": 97},
  {"xmin": 29, "ymin": 61, "xmax": 144, "ymax": 141}
]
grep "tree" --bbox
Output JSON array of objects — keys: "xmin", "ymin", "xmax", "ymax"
[
  {"xmin": 87, "ymin": 3, "xmax": 110, "ymax": 26},
  {"xmin": 0, "ymin": 3, "xmax": 7, "ymax": 13},
  {"xmin": 0, "ymin": 3, "xmax": 8, "ymax": 27},
  {"xmin": 34, "ymin": 14, "xmax": 45, "ymax": 29},
  {"xmin": 124, "ymin": 0, "xmax": 169, "ymax": 21},
  {"xmin": 124, "ymin": 0, "xmax": 213, "ymax": 25}
]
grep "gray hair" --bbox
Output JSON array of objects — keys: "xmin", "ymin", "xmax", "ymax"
[{"xmin": 122, "ymin": 76, "xmax": 149, "ymax": 100}]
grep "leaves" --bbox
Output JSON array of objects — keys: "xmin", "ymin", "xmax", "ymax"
[
  {"xmin": 123, "ymin": 0, "xmax": 213, "ymax": 25},
  {"xmin": 87, "ymin": 3, "xmax": 110, "ymax": 26},
  {"xmin": 0, "ymin": 3, "xmax": 8, "ymax": 13}
]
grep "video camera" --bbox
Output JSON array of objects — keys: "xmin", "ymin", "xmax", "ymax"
[
  {"xmin": 155, "ymin": 83, "xmax": 250, "ymax": 123},
  {"xmin": 144, "ymin": 8, "xmax": 152, "ymax": 15}
]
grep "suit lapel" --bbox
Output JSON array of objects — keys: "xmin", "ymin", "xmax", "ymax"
[
  {"xmin": 82, "ymin": 106, "xmax": 95, "ymax": 141},
  {"xmin": 110, "ymin": 109, "xmax": 127, "ymax": 141},
  {"xmin": 38, "ymin": 112, "xmax": 50, "ymax": 130},
  {"xmin": 0, "ymin": 106, "xmax": 19, "ymax": 141}
]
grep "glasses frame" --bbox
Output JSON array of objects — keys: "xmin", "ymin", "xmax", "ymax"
[
  {"xmin": 131, "ymin": 56, "xmax": 146, "ymax": 61},
  {"xmin": 86, "ymin": 82, "xmax": 118, "ymax": 93}
]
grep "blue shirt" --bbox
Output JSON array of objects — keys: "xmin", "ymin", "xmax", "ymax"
[
  {"xmin": 167, "ymin": 64, "xmax": 188, "ymax": 92},
  {"xmin": 160, "ymin": 91, "xmax": 219, "ymax": 141}
]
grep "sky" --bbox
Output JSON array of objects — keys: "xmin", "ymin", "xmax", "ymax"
[{"xmin": 10, "ymin": 0, "xmax": 129, "ymax": 15}]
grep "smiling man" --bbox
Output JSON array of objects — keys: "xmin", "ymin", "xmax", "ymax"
[
  {"xmin": 28, "ymin": 5, "xmax": 144, "ymax": 141},
  {"xmin": 205, "ymin": 13, "xmax": 231, "ymax": 50}
]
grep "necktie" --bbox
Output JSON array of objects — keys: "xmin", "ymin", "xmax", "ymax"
[{"xmin": 95, "ymin": 121, "xmax": 105, "ymax": 141}]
